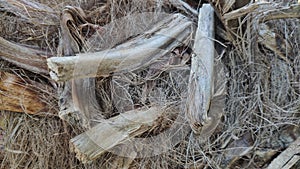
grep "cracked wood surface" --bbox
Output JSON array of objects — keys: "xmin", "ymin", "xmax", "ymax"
[{"xmin": 186, "ymin": 4, "xmax": 215, "ymax": 134}]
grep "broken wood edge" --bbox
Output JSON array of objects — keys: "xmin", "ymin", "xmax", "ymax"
[
  {"xmin": 186, "ymin": 4, "xmax": 215, "ymax": 134},
  {"xmin": 69, "ymin": 106, "xmax": 166, "ymax": 163},
  {"xmin": 47, "ymin": 13, "xmax": 194, "ymax": 82},
  {"xmin": 48, "ymin": 57, "xmax": 75, "ymax": 81}
]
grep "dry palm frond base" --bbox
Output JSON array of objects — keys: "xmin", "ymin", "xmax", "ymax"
[{"xmin": 0, "ymin": 0, "xmax": 300, "ymax": 169}]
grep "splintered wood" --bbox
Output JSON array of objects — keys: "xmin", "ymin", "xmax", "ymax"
[
  {"xmin": 66, "ymin": 12, "xmax": 193, "ymax": 163},
  {"xmin": 47, "ymin": 14, "xmax": 193, "ymax": 82},
  {"xmin": 56, "ymin": 6, "xmax": 95, "ymax": 130},
  {"xmin": 70, "ymin": 107, "xmax": 165, "ymax": 163},
  {"xmin": 1, "ymin": 0, "xmax": 300, "ymax": 168},
  {"xmin": 186, "ymin": 4, "xmax": 215, "ymax": 134}
]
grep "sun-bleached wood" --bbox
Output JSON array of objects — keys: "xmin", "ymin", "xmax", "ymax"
[
  {"xmin": 47, "ymin": 14, "xmax": 194, "ymax": 82},
  {"xmin": 186, "ymin": 4, "xmax": 215, "ymax": 134},
  {"xmin": 0, "ymin": 37, "xmax": 49, "ymax": 74},
  {"xmin": 70, "ymin": 107, "xmax": 165, "ymax": 163}
]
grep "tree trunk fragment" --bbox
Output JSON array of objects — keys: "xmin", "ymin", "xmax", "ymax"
[
  {"xmin": 0, "ymin": 37, "xmax": 49, "ymax": 74},
  {"xmin": 70, "ymin": 106, "xmax": 167, "ymax": 163},
  {"xmin": 186, "ymin": 4, "xmax": 215, "ymax": 134},
  {"xmin": 47, "ymin": 13, "xmax": 194, "ymax": 82},
  {"xmin": 0, "ymin": 71, "xmax": 53, "ymax": 114}
]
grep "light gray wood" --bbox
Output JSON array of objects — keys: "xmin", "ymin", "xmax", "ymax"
[
  {"xmin": 198, "ymin": 61, "xmax": 227, "ymax": 140},
  {"xmin": 186, "ymin": 4, "xmax": 215, "ymax": 134},
  {"xmin": 0, "ymin": 37, "xmax": 49, "ymax": 74},
  {"xmin": 47, "ymin": 14, "xmax": 194, "ymax": 82},
  {"xmin": 70, "ymin": 107, "xmax": 164, "ymax": 163}
]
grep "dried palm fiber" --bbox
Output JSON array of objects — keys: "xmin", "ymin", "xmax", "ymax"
[
  {"xmin": 56, "ymin": 4, "xmax": 171, "ymax": 127},
  {"xmin": 65, "ymin": 2, "xmax": 195, "ymax": 165},
  {"xmin": 0, "ymin": 0, "xmax": 59, "ymax": 54},
  {"xmin": 0, "ymin": 0, "xmax": 105, "ymax": 55},
  {"xmin": 209, "ymin": 1, "xmax": 300, "ymax": 168},
  {"xmin": 49, "ymin": 0, "xmax": 216, "ymax": 168},
  {"xmin": 64, "ymin": 0, "xmax": 197, "ymax": 168},
  {"xmin": 143, "ymin": 0, "xmax": 300, "ymax": 168},
  {"xmin": 68, "ymin": 7, "xmax": 227, "ymax": 169},
  {"xmin": 1, "ymin": 113, "xmax": 79, "ymax": 168},
  {"xmin": 0, "ymin": 0, "xmax": 172, "ymax": 168},
  {"xmin": 1, "ymin": 0, "xmax": 300, "ymax": 169},
  {"xmin": 5, "ymin": 0, "xmax": 195, "ymax": 168}
]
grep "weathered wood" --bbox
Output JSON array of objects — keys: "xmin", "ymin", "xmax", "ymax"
[
  {"xmin": 267, "ymin": 137, "xmax": 300, "ymax": 169},
  {"xmin": 109, "ymin": 151, "xmax": 137, "ymax": 169},
  {"xmin": 47, "ymin": 14, "xmax": 194, "ymax": 82},
  {"xmin": 262, "ymin": 4, "xmax": 300, "ymax": 21},
  {"xmin": 207, "ymin": 0, "xmax": 251, "ymax": 19},
  {"xmin": 281, "ymin": 155, "xmax": 300, "ymax": 169},
  {"xmin": 0, "ymin": 37, "xmax": 49, "ymax": 74},
  {"xmin": 0, "ymin": 0, "xmax": 58, "ymax": 26},
  {"xmin": 168, "ymin": 0, "xmax": 198, "ymax": 17},
  {"xmin": 258, "ymin": 23, "xmax": 292, "ymax": 63},
  {"xmin": 70, "ymin": 106, "xmax": 166, "ymax": 163},
  {"xmin": 0, "ymin": 71, "xmax": 51, "ymax": 114},
  {"xmin": 0, "ymin": 0, "xmax": 57, "ymax": 74},
  {"xmin": 186, "ymin": 4, "xmax": 215, "ymax": 134},
  {"xmin": 223, "ymin": 3, "xmax": 300, "ymax": 23},
  {"xmin": 57, "ymin": 6, "xmax": 94, "ymax": 129},
  {"xmin": 223, "ymin": 3, "xmax": 263, "ymax": 21},
  {"xmin": 198, "ymin": 61, "xmax": 226, "ymax": 140}
]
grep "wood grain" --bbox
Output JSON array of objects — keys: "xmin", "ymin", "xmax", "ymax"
[
  {"xmin": 0, "ymin": 71, "xmax": 49, "ymax": 114},
  {"xmin": 0, "ymin": 37, "xmax": 49, "ymax": 74}
]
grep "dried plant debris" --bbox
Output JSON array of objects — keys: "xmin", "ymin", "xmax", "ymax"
[{"xmin": 0, "ymin": 0, "xmax": 300, "ymax": 169}]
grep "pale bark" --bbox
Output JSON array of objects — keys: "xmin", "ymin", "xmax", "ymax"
[
  {"xmin": 70, "ymin": 107, "xmax": 165, "ymax": 163},
  {"xmin": 47, "ymin": 14, "xmax": 194, "ymax": 82},
  {"xmin": 0, "ymin": 37, "xmax": 49, "ymax": 74},
  {"xmin": 198, "ymin": 61, "xmax": 226, "ymax": 140},
  {"xmin": 186, "ymin": 4, "xmax": 215, "ymax": 134}
]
